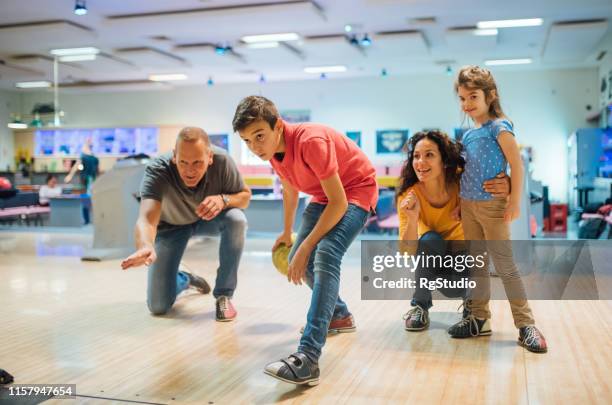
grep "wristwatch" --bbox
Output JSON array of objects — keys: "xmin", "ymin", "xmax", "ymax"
[{"xmin": 221, "ymin": 194, "xmax": 230, "ymax": 208}]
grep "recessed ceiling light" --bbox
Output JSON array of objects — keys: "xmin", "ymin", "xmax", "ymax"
[
  {"xmin": 477, "ymin": 18, "xmax": 543, "ymax": 29},
  {"xmin": 59, "ymin": 54, "xmax": 97, "ymax": 62},
  {"xmin": 149, "ymin": 74, "xmax": 188, "ymax": 81},
  {"xmin": 50, "ymin": 47, "xmax": 99, "ymax": 56},
  {"xmin": 304, "ymin": 65, "xmax": 347, "ymax": 74},
  {"xmin": 15, "ymin": 81, "xmax": 52, "ymax": 88},
  {"xmin": 241, "ymin": 33, "xmax": 300, "ymax": 43},
  {"xmin": 484, "ymin": 58, "xmax": 532, "ymax": 66}
]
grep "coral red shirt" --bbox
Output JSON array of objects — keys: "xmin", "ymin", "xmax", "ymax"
[{"xmin": 270, "ymin": 121, "xmax": 378, "ymax": 212}]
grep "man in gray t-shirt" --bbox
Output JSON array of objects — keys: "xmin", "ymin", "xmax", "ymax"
[{"xmin": 121, "ymin": 127, "xmax": 251, "ymax": 321}]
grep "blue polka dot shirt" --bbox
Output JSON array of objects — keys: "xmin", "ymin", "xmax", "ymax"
[{"xmin": 460, "ymin": 119, "xmax": 514, "ymax": 201}]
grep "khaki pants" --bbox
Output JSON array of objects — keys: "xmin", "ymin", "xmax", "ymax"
[{"xmin": 461, "ymin": 199, "xmax": 535, "ymax": 328}]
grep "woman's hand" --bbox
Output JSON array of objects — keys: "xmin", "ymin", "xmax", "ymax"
[{"xmin": 400, "ymin": 190, "xmax": 420, "ymax": 219}]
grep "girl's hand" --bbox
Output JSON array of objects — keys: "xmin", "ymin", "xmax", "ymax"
[{"xmin": 504, "ymin": 201, "xmax": 520, "ymax": 223}]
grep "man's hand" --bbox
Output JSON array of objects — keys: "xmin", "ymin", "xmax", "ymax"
[
  {"xmin": 287, "ymin": 243, "xmax": 311, "ymax": 285},
  {"xmin": 483, "ymin": 172, "xmax": 510, "ymax": 198},
  {"xmin": 121, "ymin": 246, "xmax": 157, "ymax": 269},
  {"xmin": 273, "ymin": 231, "xmax": 294, "ymax": 251},
  {"xmin": 196, "ymin": 195, "xmax": 225, "ymax": 220}
]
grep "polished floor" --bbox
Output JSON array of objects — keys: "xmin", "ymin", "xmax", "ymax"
[{"xmin": 0, "ymin": 231, "xmax": 611, "ymax": 405}]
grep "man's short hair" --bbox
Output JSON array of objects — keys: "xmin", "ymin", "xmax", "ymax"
[
  {"xmin": 176, "ymin": 127, "xmax": 211, "ymax": 148},
  {"xmin": 232, "ymin": 95, "xmax": 280, "ymax": 132}
]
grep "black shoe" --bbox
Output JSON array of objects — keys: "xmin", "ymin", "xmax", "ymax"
[
  {"xmin": 518, "ymin": 325, "xmax": 548, "ymax": 353},
  {"xmin": 0, "ymin": 369, "xmax": 14, "ymax": 385},
  {"xmin": 448, "ymin": 315, "xmax": 492, "ymax": 338},
  {"xmin": 180, "ymin": 263, "xmax": 211, "ymax": 295},
  {"xmin": 403, "ymin": 305, "xmax": 430, "ymax": 331},
  {"xmin": 458, "ymin": 299, "xmax": 472, "ymax": 319},
  {"xmin": 264, "ymin": 352, "xmax": 320, "ymax": 386}
]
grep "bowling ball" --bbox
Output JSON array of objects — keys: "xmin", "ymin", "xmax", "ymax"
[
  {"xmin": 0, "ymin": 177, "xmax": 12, "ymax": 190},
  {"xmin": 272, "ymin": 233, "xmax": 296, "ymax": 275}
]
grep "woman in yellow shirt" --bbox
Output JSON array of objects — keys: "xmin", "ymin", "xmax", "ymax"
[{"xmin": 396, "ymin": 130, "xmax": 507, "ymax": 331}]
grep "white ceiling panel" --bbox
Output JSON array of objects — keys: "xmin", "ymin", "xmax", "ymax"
[
  {"xmin": 0, "ymin": 20, "xmax": 97, "ymax": 55},
  {"xmin": 114, "ymin": 47, "xmax": 189, "ymax": 68},
  {"xmin": 543, "ymin": 20, "xmax": 609, "ymax": 62}
]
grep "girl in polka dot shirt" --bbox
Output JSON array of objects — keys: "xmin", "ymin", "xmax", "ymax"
[{"xmin": 448, "ymin": 65, "xmax": 547, "ymax": 353}]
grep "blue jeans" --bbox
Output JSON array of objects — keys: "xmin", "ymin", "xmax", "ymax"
[
  {"xmin": 147, "ymin": 208, "xmax": 247, "ymax": 315},
  {"xmin": 411, "ymin": 231, "xmax": 468, "ymax": 310},
  {"xmin": 290, "ymin": 203, "xmax": 369, "ymax": 362}
]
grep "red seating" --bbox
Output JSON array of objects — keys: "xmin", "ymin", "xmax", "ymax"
[{"xmin": 550, "ymin": 203, "xmax": 568, "ymax": 232}]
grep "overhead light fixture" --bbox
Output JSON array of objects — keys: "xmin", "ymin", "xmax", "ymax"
[
  {"xmin": 484, "ymin": 58, "xmax": 532, "ymax": 66},
  {"xmin": 319, "ymin": 73, "xmax": 327, "ymax": 80},
  {"xmin": 246, "ymin": 42, "xmax": 279, "ymax": 49},
  {"xmin": 344, "ymin": 24, "xmax": 353, "ymax": 33},
  {"xmin": 241, "ymin": 33, "xmax": 300, "ymax": 43},
  {"xmin": 74, "ymin": 0, "xmax": 87, "ymax": 16},
  {"xmin": 474, "ymin": 28, "xmax": 498, "ymax": 36},
  {"xmin": 259, "ymin": 74, "xmax": 266, "ymax": 84},
  {"xmin": 446, "ymin": 66, "xmax": 453, "ymax": 76},
  {"xmin": 148, "ymin": 73, "xmax": 188, "ymax": 81},
  {"xmin": 59, "ymin": 54, "xmax": 97, "ymax": 62},
  {"xmin": 215, "ymin": 45, "xmax": 227, "ymax": 55},
  {"xmin": 360, "ymin": 34, "xmax": 372, "ymax": 47},
  {"xmin": 50, "ymin": 47, "xmax": 99, "ymax": 56},
  {"xmin": 304, "ymin": 65, "xmax": 347, "ymax": 74},
  {"xmin": 8, "ymin": 116, "xmax": 27, "ymax": 129},
  {"xmin": 381, "ymin": 68, "xmax": 388, "ymax": 77},
  {"xmin": 15, "ymin": 81, "xmax": 52, "ymax": 89},
  {"xmin": 8, "ymin": 122, "xmax": 28, "ymax": 129},
  {"xmin": 207, "ymin": 77, "xmax": 214, "ymax": 86},
  {"xmin": 477, "ymin": 18, "xmax": 543, "ymax": 29}
]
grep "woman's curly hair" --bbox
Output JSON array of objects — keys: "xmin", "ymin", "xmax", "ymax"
[{"xmin": 396, "ymin": 130, "xmax": 465, "ymax": 202}]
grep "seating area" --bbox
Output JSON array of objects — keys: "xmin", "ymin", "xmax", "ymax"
[{"xmin": 0, "ymin": 190, "xmax": 49, "ymax": 226}]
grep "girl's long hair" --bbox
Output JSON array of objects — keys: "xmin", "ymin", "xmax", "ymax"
[{"xmin": 455, "ymin": 65, "xmax": 506, "ymax": 120}]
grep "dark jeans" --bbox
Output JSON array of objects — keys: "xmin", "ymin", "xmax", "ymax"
[
  {"xmin": 147, "ymin": 208, "xmax": 247, "ymax": 315},
  {"xmin": 289, "ymin": 203, "xmax": 369, "ymax": 362},
  {"xmin": 411, "ymin": 231, "xmax": 468, "ymax": 310}
]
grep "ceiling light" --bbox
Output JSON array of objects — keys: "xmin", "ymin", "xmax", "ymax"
[
  {"xmin": 360, "ymin": 34, "xmax": 372, "ymax": 47},
  {"xmin": 50, "ymin": 47, "xmax": 99, "ymax": 56},
  {"xmin": 59, "ymin": 54, "xmax": 97, "ymax": 62},
  {"xmin": 381, "ymin": 68, "xmax": 388, "ymax": 77},
  {"xmin": 241, "ymin": 33, "xmax": 300, "ymax": 43},
  {"xmin": 304, "ymin": 65, "xmax": 347, "ymax": 74},
  {"xmin": 246, "ymin": 42, "xmax": 279, "ymax": 49},
  {"xmin": 344, "ymin": 24, "xmax": 353, "ymax": 33},
  {"xmin": 15, "ymin": 81, "xmax": 52, "ymax": 88},
  {"xmin": 74, "ymin": 0, "xmax": 87, "ymax": 15},
  {"xmin": 484, "ymin": 58, "xmax": 532, "ymax": 66},
  {"xmin": 477, "ymin": 18, "xmax": 543, "ymax": 29},
  {"xmin": 207, "ymin": 77, "xmax": 214, "ymax": 86},
  {"xmin": 259, "ymin": 74, "xmax": 266, "ymax": 84},
  {"xmin": 446, "ymin": 66, "xmax": 453, "ymax": 76},
  {"xmin": 474, "ymin": 28, "xmax": 498, "ymax": 36},
  {"xmin": 320, "ymin": 73, "xmax": 327, "ymax": 80},
  {"xmin": 148, "ymin": 74, "xmax": 188, "ymax": 81},
  {"xmin": 8, "ymin": 117, "xmax": 27, "ymax": 129}
]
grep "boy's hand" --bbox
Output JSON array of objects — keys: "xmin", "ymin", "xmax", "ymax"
[
  {"xmin": 287, "ymin": 244, "xmax": 311, "ymax": 285},
  {"xmin": 273, "ymin": 231, "xmax": 294, "ymax": 251}
]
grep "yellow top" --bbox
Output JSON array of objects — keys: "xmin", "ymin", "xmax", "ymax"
[{"xmin": 397, "ymin": 183, "xmax": 464, "ymax": 241}]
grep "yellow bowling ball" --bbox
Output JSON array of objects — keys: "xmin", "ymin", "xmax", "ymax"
[{"xmin": 272, "ymin": 234, "xmax": 296, "ymax": 275}]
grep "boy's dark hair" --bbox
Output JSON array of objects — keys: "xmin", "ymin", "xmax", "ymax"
[
  {"xmin": 232, "ymin": 95, "xmax": 280, "ymax": 132},
  {"xmin": 46, "ymin": 174, "xmax": 57, "ymax": 184}
]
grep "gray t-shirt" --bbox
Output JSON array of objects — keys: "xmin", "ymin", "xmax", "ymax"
[{"xmin": 140, "ymin": 148, "xmax": 245, "ymax": 225}]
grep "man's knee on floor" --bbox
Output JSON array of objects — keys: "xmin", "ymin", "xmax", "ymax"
[{"xmin": 148, "ymin": 299, "xmax": 173, "ymax": 316}]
